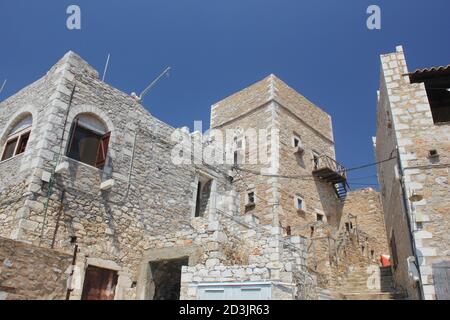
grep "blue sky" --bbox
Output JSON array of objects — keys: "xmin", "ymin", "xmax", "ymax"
[{"xmin": 1, "ymin": 0, "xmax": 449, "ymax": 189}]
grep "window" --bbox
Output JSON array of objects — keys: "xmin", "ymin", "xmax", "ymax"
[
  {"xmin": 66, "ymin": 115, "xmax": 110, "ymax": 169},
  {"xmin": 293, "ymin": 136, "xmax": 300, "ymax": 148},
  {"xmin": 345, "ymin": 222, "xmax": 353, "ymax": 232},
  {"xmin": 312, "ymin": 151, "xmax": 320, "ymax": 169},
  {"xmin": 294, "ymin": 195, "xmax": 305, "ymax": 211},
  {"xmin": 410, "ymin": 69, "xmax": 450, "ymax": 124},
  {"xmin": 316, "ymin": 213, "xmax": 324, "ymax": 222},
  {"xmin": 1, "ymin": 115, "xmax": 32, "ymax": 161},
  {"xmin": 194, "ymin": 175, "xmax": 213, "ymax": 217},
  {"xmin": 247, "ymin": 192, "xmax": 255, "ymax": 205},
  {"xmin": 286, "ymin": 226, "xmax": 292, "ymax": 236}
]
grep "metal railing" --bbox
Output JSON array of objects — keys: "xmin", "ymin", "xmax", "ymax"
[{"xmin": 314, "ymin": 155, "xmax": 347, "ymax": 178}]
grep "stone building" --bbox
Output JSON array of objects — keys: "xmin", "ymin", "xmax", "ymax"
[
  {"xmin": 0, "ymin": 51, "xmax": 392, "ymax": 300},
  {"xmin": 375, "ymin": 46, "xmax": 450, "ymax": 300}
]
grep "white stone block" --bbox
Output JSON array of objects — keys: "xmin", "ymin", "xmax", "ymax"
[
  {"xmin": 415, "ymin": 230, "xmax": 433, "ymax": 239},
  {"xmin": 41, "ymin": 171, "xmax": 52, "ymax": 183},
  {"xmin": 55, "ymin": 161, "xmax": 69, "ymax": 174},
  {"xmin": 100, "ymin": 179, "xmax": 115, "ymax": 191}
]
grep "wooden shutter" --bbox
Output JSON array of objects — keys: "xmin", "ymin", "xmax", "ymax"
[
  {"xmin": 66, "ymin": 119, "xmax": 79, "ymax": 156},
  {"xmin": 95, "ymin": 131, "xmax": 111, "ymax": 169}
]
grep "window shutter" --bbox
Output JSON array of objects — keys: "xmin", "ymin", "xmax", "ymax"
[
  {"xmin": 95, "ymin": 132, "xmax": 111, "ymax": 169},
  {"xmin": 66, "ymin": 119, "xmax": 79, "ymax": 156}
]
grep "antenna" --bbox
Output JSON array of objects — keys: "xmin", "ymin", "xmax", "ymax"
[
  {"xmin": 138, "ymin": 66, "xmax": 171, "ymax": 101},
  {"xmin": 0, "ymin": 79, "xmax": 6, "ymax": 95},
  {"xmin": 102, "ymin": 54, "xmax": 110, "ymax": 82}
]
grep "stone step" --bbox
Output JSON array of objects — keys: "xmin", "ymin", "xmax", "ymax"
[{"xmin": 342, "ymin": 292, "xmax": 404, "ymax": 300}]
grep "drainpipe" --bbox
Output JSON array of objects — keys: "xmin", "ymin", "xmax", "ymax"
[{"xmin": 395, "ymin": 147, "xmax": 425, "ymax": 300}]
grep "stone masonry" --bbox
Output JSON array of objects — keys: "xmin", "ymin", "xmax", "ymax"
[
  {"xmin": 375, "ymin": 46, "xmax": 450, "ymax": 300},
  {"xmin": 0, "ymin": 51, "xmax": 393, "ymax": 300}
]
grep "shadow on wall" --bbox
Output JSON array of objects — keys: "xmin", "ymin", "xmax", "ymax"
[
  {"xmin": 314, "ymin": 179, "xmax": 344, "ymax": 228},
  {"xmin": 432, "ymin": 260, "xmax": 450, "ymax": 300}
]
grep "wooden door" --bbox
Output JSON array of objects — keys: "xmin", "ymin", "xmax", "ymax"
[{"xmin": 81, "ymin": 265, "xmax": 118, "ymax": 300}]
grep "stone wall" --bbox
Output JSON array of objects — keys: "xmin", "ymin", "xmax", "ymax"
[
  {"xmin": 0, "ymin": 51, "xmax": 239, "ymax": 300},
  {"xmin": 340, "ymin": 188, "xmax": 389, "ymax": 262},
  {"xmin": 0, "ymin": 236, "xmax": 72, "ymax": 300},
  {"xmin": 180, "ymin": 207, "xmax": 311, "ymax": 300},
  {"xmin": 376, "ymin": 46, "xmax": 450, "ymax": 300}
]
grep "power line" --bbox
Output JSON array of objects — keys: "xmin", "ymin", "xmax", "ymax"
[
  {"xmin": 345, "ymin": 156, "xmax": 397, "ymax": 173},
  {"xmin": 232, "ymin": 156, "xmax": 396, "ymax": 181}
]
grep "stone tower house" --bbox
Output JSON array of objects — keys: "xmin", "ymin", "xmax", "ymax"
[
  {"xmin": 375, "ymin": 46, "xmax": 450, "ymax": 300},
  {"xmin": 210, "ymin": 75, "xmax": 346, "ymax": 237}
]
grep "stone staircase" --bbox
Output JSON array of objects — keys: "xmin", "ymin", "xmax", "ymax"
[{"xmin": 336, "ymin": 265, "xmax": 405, "ymax": 300}]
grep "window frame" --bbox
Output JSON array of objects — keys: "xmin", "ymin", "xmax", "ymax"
[
  {"xmin": 193, "ymin": 172, "xmax": 214, "ymax": 218},
  {"xmin": 245, "ymin": 189, "xmax": 256, "ymax": 208},
  {"xmin": 1, "ymin": 127, "xmax": 32, "ymax": 162},
  {"xmin": 292, "ymin": 134, "xmax": 302, "ymax": 148},
  {"xmin": 66, "ymin": 118, "xmax": 111, "ymax": 170},
  {"xmin": 312, "ymin": 150, "xmax": 321, "ymax": 169},
  {"xmin": 294, "ymin": 194, "xmax": 305, "ymax": 211}
]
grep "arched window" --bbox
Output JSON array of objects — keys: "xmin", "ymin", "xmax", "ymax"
[
  {"xmin": 66, "ymin": 114, "xmax": 111, "ymax": 169},
  {"xmin": 1, "ymin": 114, "xmax": 32, "ymax": 161}
]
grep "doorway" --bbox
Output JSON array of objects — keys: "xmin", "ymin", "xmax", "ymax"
[
  {"xmin": 149, "ymin": 257, "xmax": 188, "ymax": 300},
  {"xmin": 81, "ymin": 265, "xmax": 118, "ymax": 300}
]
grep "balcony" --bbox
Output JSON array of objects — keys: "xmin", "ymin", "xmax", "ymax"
[{"xmin": 312, "ymin": 155, "xmax": 348, "ymax": 200}]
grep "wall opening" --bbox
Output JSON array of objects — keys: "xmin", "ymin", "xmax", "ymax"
[
  {"xmin": 410, "ymin": 69, "xmax": 450, "ymax": 124},
  {"xmin": 148, "ymin": 257, "xmax": 189, "ymax": 300},
  {"xmin": 194, "ymin": 175, "xmax": 213, "ymax": 217}
]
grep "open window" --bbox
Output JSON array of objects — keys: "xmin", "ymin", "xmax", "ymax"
[
  {"xmin": 1, "ymin": 115, "xmax": 32, "ymax": 161},
  {"xmin": 292, "ymin": 133, "xmax": 304, "ymax": 155},
  {"xmin": 245, "ymin": 189, "xmax": 256, "ymax": 210},
  {"xmin": 312, "ymin": 151, "xmax": 320, "ymax": 170},
  {"xmin": 294, "ymin": 194, "xmax": 305, "ymax": 214},
  {"xmin": 410, "ymin": 66, "xmax": 450, "ymax": 124},
  {"xmin": 194, "ymin": 174, "xmax": 213, "ymax": 218},
  {"xmin": 66, "ymin": 114, "xmax": 110, "ymax": 169}
]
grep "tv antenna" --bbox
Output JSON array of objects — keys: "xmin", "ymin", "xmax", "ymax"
[
  {"xmin": 0, "ymin": 79, "xmax": 7, "ymax": 96},
  {"xmin": 101, "ymin": 53, "xmax": 110, "ymax": 82},
  {"xmin": 132, "ymin": 66, "xmax": 171, "ymax": 102}
]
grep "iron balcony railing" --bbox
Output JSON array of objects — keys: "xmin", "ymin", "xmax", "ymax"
[{"xmin": 313, "ymin": 155, "xmax": 347, "ymax": 179}]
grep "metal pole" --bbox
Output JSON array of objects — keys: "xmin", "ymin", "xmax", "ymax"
[
  {"xmin": 102, "ymin": 54, "xmax": 110, "ymax": 82},
  {"xmin": 139, "ymin": 67, "xmax": 171, "ymax": 101},
  {"xmin": 0, "ymin": 79, "xmax": 6, "ymax": 95}
]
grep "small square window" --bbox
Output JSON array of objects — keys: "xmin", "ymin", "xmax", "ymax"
[
  {"xmin": 316, "ymin": 213, "xmax": 324, "ymax": 221},
  {"xmin": 247, "ymin": 192, "xmax": 255, "ymax": 204},
  {"xmin": 345, "ymin": 222, "xmax": 353, "ymax": 232},
  {"xmin": 295, "ymin": 195, "xmax": 305, "ymax": 211}
]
